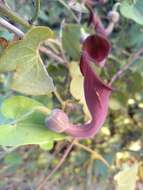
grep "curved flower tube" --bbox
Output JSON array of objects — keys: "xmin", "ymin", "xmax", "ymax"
[{"xmin": 45, "ymin": 34, "xmax": 112, "ymax": 139}]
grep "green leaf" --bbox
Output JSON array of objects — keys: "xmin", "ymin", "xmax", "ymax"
[
  {"xmin": 0, "ymin": 96, "xmax": 65, "ymax": 148},
  {"xmin": 0, "ymin": 123, "xmax": 64, "ymax": 147},
  {"xmin": 120, "ymin": 0, "xmax": 143, "ymax": 25},
  {"xmin": 1, "ymin": 95, "xmax": 44, "ymax": 119},
  {"xmin": 0, "ymin": 26, "xmax": 55, "ymax": 95},
  {"xmin": 40, "ymin": 141, "xmax": 54, "ymax": 150},
  {"xmin": 62, "ymin": 24, "xmax": 81, "ymax": 60}
]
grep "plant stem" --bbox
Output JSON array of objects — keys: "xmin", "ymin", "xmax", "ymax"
[
  {"xmin": 0, "ymin": 4, "xmax": 31, "ymax": 29},
  {"xmin": 58, "ymin": 0, "xmax": 79, "ymax": 22},
  {"xmin": 31, "ymin": 0, "xmax": 40, "ymax": 23},
  {"xmin": 53, "ymin": 90, "xmax": 65, "ymax": 109},
  {"xmin": 75, "ymin": 142, "xmax": 109, "ymax": 167},
  {"xmin": 109, "ymin": 48, "xmax": 143, "ymax": 85},
  {"xmin": 40, "ymin": 46, "xmax": 67, "ymax": 66},
  {"xmin": 36, "ymin": 138, "xmax": 76, "ymax": 190},
  {"xmin": 0, "ymin": 17, "xmax": 24, "ymax": 37}
]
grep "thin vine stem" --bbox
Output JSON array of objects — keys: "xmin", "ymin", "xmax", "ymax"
[
  {"xmin": 0, "ymin": 4, "xmax": 31, "ymax": 29},
  {"xmin": 31, "ymin": 0, "xmax": 40, "ymax": 23},
  {"xmin": 109, "ymin": 48, "xmax": 143, "ymax": 85},
  {"xmin": 40, "ymin": 46, "xmax": 67, "ymax": 66},
  {"xmin": 57, "ymin": 0, "xmax": 79, "ymax": 23},
  {"xmin": 53, "ymin": 90, "xmax": 66, "ymax": 109},
  {"xmin": 74, "ymin": 142, "xmax": 109, "ymax": 167}
]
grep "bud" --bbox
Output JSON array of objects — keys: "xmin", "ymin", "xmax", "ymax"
[
  {"xmin": 45, "ymin": 109, "xmax": 70, "ymax": 133},
  {"xmin": 108, "ymin": 11, "xmax": 120, "ymax": 23}
]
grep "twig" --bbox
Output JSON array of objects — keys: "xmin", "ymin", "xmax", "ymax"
[
  {"xmin": 0, "ymin": 4, "xmax": 31, "ymax": 29},
  {"xmin": 36, "ymin": 138, "xmax": 76, "ymax": 190},
  {"xmin": 58, "ymin": 0, "xmax": 79, "ymax": 23},
  {"xmin": 53, "ymin": 90, "xmax": 66, "ymax": 109},
  {"xmin": 75, "ymin": 142, "xmax": 109, "ymax": 167},
  {"xmin": 46, "ymin": 39, "xmax": 69, "ymax": 65},
  {"xmin": 40, "ymin": 46, "xmax": 67, "ymax": 66},
  {"xmin": 109, "ymin": 48, "xmax": 143, "ymax": 85},
  {"xmin": 31, "ymin": 0, "xmax": 40, "ymax": 23},
  {"xmin": 0, "ymin": 17, "xmax": 24, "ymax": 37}
]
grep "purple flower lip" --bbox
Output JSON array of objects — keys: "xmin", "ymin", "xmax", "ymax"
[
  {"xmin": 45, "ymin": 34, "xmax": 112, "ymax": 139},
  {"xmin": 82, "ymin": 35, "xmax": 111, "ymax": 63}
]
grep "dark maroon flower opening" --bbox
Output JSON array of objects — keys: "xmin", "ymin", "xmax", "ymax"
[
  {"xmin": 45, "ymin": 34, "xmax": 112, "ymax": 139},
  {"xmin": 81, "ymin": 35, "xmax": 110, "ymax": 72}
]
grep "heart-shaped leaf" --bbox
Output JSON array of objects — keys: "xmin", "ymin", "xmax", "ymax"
[{"xmin": 0, "ymin": 26, "xmax": 55, "ymax": 95}]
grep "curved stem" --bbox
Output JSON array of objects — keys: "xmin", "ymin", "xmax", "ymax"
[
  {"xmin": 0, "ymin": 4, "xmax": 31, "ymax": 29},
  {"xmin": 113, "ymin": 2, "xmax": 121, "ymax": 11},
  {"xmin": 31, "ymin": 0, "xmax": 40, "ymax": 23}
]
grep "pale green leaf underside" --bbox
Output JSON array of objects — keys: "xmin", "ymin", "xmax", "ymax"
[{"xmin": 0, "ymin": 26, "xmax": 55, "ymax": 95}]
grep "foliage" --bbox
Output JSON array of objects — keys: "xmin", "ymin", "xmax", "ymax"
[
  {"xmin": 0, "ymin": 0, "xmax": 143, "ymax": 190},
  {"xmin": 120, "ymin": 0, "xmax": 143, "ymax": 25},
  {"xmin": 0, "ymin": 96, "xmax": 65, "ymax": 147},
  {"xmin": 0, "ymin": 26, "xmax": 55, "ymax": 95}
]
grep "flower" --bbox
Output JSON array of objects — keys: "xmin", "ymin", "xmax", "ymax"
[{"xmin": 45, "ymin": 34, "xmax": 112, "ymax": 139}]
